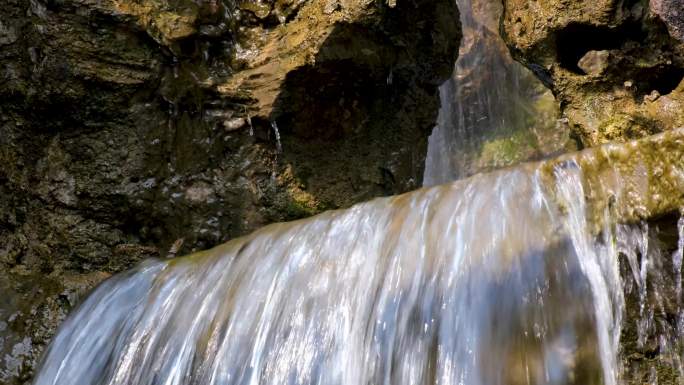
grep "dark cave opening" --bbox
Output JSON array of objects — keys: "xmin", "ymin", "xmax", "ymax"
[
  {"xmin": 556, "ymin": 23, "xmax": 645, "ymax": 74},
  {"xmin": 636, "ymin": 66, "xmax": 684, "ymax": 97}
]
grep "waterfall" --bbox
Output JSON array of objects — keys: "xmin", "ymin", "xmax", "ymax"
[
  {"xmin": 32, "ymin": 134, "xmax": 684, "ymax": 384},
  {"xmin": 423, "ymin": 0, "xmax": 565, "ymax": 185},
  {"xmin": 27, "ymin": 0, "xmax": 684, "ymax": 380}
]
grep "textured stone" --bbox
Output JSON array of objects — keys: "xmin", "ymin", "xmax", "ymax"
[
  {"xmin": 651, "ymin": 0, "xmax": 684, "ymax": 42},
  {"xmin": 577, "ymin": 50, "xmax": 611, "ymax": 76},
  {"xmin": 501, "ymin": 0, "xmax": 684, "ymax": 147},
  {"xmin": 539, "ymin": 128, "xmax": 684, "ymax": 231}
]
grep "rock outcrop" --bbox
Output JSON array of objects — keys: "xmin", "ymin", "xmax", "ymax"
[
  {"xmin": 0, "ymin": 0, "xmax": 460, "ymax": 382},
  {"xmin": 539, "ymin": 128, "xmax": 684, "ymax": 230},
  {"xmin": 501, "ymin": 0, "xmax": 684, "ymax": 147}
]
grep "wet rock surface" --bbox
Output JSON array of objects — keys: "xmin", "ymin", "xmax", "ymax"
[
  {"xmin": 614, "ymin": 213, "xmax": 684, "ymax": 385},
  {"xmin": 0, "ymin": 0, "xmax": 460, "ymax": 382},
  {"xmin": 501, "ymin": 0, "xmax": 684, "ymax": 147}
]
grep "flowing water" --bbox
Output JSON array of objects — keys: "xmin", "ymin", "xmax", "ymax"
[
  {"xmin": 32, "ymin": 150, "xmax": 684, "ymax": 384},
  {"xmin": 423, "ymin": 0, "xmax": 567, "ymax": 185},
  {"xmin": 29, "ymin": 0, "xmax": 684, "ymax": 383}
]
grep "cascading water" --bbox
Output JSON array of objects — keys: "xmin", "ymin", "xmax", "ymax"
[
  {"xmin": 27, "ymin": 0, "xmax": 684, "ymax": 381},
  {"xmin": 423, "ymin": 0, "xmax": 567, "ymax": 185},
  {"xmin": 617, "ymin": 217, "xmax": 684, "ymax": 383},
  {"xmin": 32, "ymin": 129, "xmax": 684, "ymax": 384}
]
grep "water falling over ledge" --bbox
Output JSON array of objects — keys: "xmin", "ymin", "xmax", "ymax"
[{"xmin": 33, "ymin": 129, "xmax": 684, "ymax": 385}]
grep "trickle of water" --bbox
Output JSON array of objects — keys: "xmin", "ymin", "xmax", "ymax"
[
  {"xmin": 271, "ymin": 121, "xmax": 283, "ymax": 153},
  {"xmin": 617, "ymin": 224, "xmax": 652, "ymax": 350},
  {"xmin": 32, "ymin": 151, "xmax": 684, "ymax": 385},
  {"xmin": 246, "ymin": 107, "xmax": 254, "ymax": 137},
  {"xmin": 617, "ymin": 214, "xmax": 684, "ymax": 383},
  {"xmin": 673, "ymin": 217, "xmax": 684, "ymax": 300}
]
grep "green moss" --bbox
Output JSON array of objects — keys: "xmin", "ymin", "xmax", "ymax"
[
  {"xmin": 282, "ymin": 199, "xmax": 317, "ymax": 219},
  {"xmin": 478, "ymin": 130, "xmax": 538, "ymax": 169},
  {"xmin": 597, "ymin": 113, "xmax": 661, "ymax": 143}
]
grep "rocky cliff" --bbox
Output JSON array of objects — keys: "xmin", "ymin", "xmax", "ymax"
[
  {"xmin": 501, "ymin": 0, "xmax": 684, "ymax": 147},
  {"xmin": 0, "ymin": 0, "xmax": 460, "ymax": 382}
]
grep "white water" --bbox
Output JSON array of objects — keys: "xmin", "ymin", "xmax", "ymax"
[
  {"xmin": 33, "ymin": 155, "xmax": 683, "ymax": 385},
  {"xmin": 29, "ymin": 1, "xmax": 684, "ymax": 383},
  {"xmin": 620, "ymin": 216, "xmax": 684, "ymax": 382}
]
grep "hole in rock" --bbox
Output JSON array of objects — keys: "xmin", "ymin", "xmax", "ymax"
[
  {"xmin": 635, "ymin": 66, "xmax": 684, "ymax": 97},
  {"xmin": 556, "ymin": 23, "xmax": 645, "ymax": 74}
]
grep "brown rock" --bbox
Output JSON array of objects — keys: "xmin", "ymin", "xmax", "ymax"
[
  {"xmin": 501, "ymin": 0, "xmax": 684, "ymax": 146},
  {"xmin": 651, "ymin": 0, "xmax": 684, "ymax": 42},
  {"xmin": 577, "ymin": 50, "xmax": 611, "ymax": 76}
]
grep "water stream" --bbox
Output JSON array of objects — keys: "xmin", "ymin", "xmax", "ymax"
[
  {"xmin": 33, "ymin": 152, "xmax": 684, "ymax": 385},
  {"xmin": 423, "ymin": 0, "xmax": 566, "ymax": 185},
  {"xmin": 30, "ymin": 0, "xmax": 684, "ymax": 384}
]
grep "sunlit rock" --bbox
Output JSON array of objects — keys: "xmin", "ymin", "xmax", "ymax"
[{"xmin": 501, "ymin": 0, "xmax": 684, "ymax": 146}]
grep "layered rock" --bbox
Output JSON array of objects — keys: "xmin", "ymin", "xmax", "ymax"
[
  {"xmin": 0, "ymin": 0, "xmax": 460, "ymax": 382},
  {"xmin": 501, "ymin": 0, "xmax": 684, "ymax": 147}
]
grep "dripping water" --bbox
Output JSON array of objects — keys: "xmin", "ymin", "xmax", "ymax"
[
  {"xmin": 271, "ymin": 121, "xmax": 283, "ymax": 153},
  {"xmin": 673, "ymin": 217, "xmax": 684, "ymax": 301},
  {"xmin": 618, "ymin": 216, "xmax": 684, "ymax": 382}
]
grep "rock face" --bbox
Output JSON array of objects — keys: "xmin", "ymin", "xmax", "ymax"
[
  {"xmin": 0, "ymin": 0, "xmax": 460, "ymax": 382},
  {"xmin": 539, "ymin": 128, "xmax": 684, "ymax": 231},
  {"xmin": 501, "ymin": 0, "xmax": 684, "ymax": 147}
]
